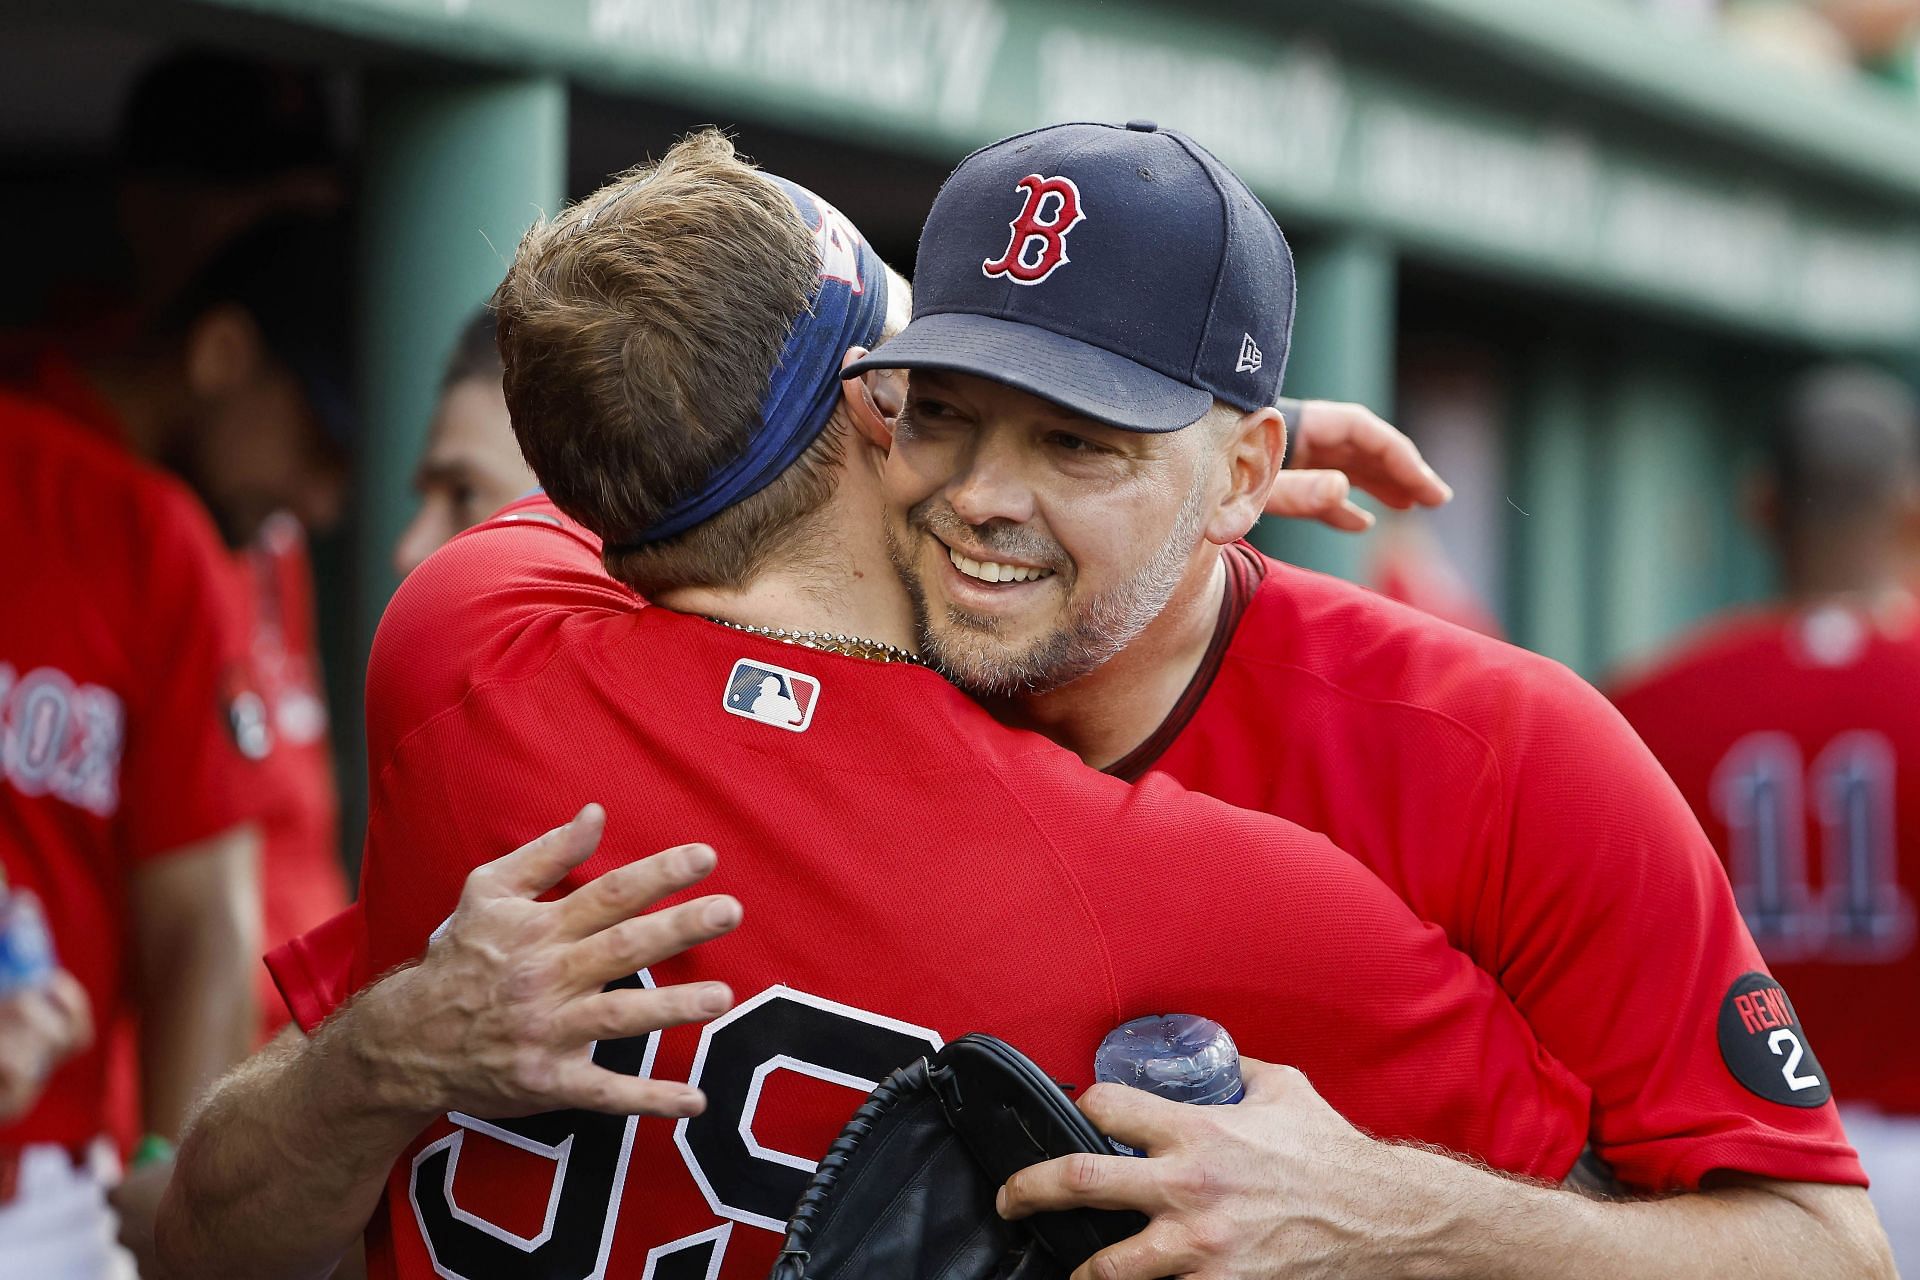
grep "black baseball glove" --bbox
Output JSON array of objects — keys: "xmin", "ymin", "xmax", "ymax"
[{"xmin": 770, "ymin": 1033, "xmax": 1148, "ymax": 1280}]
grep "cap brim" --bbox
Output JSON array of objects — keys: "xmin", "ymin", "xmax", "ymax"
[{"xmin": 843, "ymin": 312, "xmax": 1214, "ymax": 433}]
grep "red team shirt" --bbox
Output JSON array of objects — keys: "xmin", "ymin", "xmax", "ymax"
[
  {"xmin": 236, "ymin": 513, "xmax": 348, "ymax": 1038},
  {"xmin": 275, "ymin": 498, "xmax": 1593, "ymax": 1280},
  {"xmin": 1120, "ymin": 545, "xmax": 1863, "ymax": 1189},
  {"xmin": 0, "ymin": 384, "xmax": 262, "ymax": 1149},
  {"xmin": 1613, "ymin": 601, "xmax": 1920, "ymax": 1117},
  {"xmin": 17, "ymin": 346, "xmax": 349, "ymax": 1042}
]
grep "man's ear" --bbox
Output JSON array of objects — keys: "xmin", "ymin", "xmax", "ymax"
[
  {"xmin": 184, "ymin": 304, "xmax": 267, "ymax": 398},
  {"xmin": 1205, "ymin": 405, "xmax": 1286, "ymax": 546},
  {"xmin": 840, "ymin": 347, "xmax": 902, "ymax": 451}
]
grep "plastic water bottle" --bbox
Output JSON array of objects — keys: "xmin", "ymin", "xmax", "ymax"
[
  {"xmin": 0, "ymin": 886, "xmax": 56, "ymax": 998},
  {"xmin": 1094, "ymin": 1014, "xmax": 1244, "ymax": 1156}
]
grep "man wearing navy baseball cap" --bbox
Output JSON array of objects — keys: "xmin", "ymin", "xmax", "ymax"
[
  {"xmin": 848, "ymin": 120, "xmax": 1291, "ymax": 435},
  {"xmin": 846, "ymin": 120, "xmax": 1300, "ymax": 699},
  {"xmin": 853, "ymin": 121, "xmax": 1891, "ymax": 1278}
]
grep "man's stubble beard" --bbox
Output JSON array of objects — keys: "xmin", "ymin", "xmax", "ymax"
[{"xmin": 884, "ymin": 483, "xmax": 1210, "ymax": 698}]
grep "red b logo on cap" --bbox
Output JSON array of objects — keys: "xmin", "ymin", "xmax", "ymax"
[{"xmin": 982, "ymin": 174, "xmax": 1085, "ymax": 285}]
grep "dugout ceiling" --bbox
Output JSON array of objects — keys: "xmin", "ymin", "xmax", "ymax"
[{"xmin": 82, "ymin": 0, "xmax": 1920, "ymax": 354}]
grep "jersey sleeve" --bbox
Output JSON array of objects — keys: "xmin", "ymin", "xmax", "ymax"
[
  {"xmin": 264, "ymin": 901, "xmax": 367, "ymax": 1035},
  {"xmin": 1015, "ymin": 762, "xmax": 1593, "ymax": 1182},
  {"xmin": 118, "ymin": 475, "xmax": 265, "ymax": 860},
  {"xmin": 1487, "ymin": 664, "xmax": 1863, "ymax": 1189}
]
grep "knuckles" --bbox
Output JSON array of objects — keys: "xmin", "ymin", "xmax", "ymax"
[{"xmin": 1061, "ymin": 1152, "xmax": 1107, "ymax": 1195}]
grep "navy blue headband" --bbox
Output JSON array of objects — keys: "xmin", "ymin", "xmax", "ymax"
[{"xmin": 614, "ymin": 175, "xmax": 889, "ymax": 547}]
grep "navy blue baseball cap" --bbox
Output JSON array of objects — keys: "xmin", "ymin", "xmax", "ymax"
[{"xmin": 845, "ymin": 120, "xmax": 1294, "ymax": 432}]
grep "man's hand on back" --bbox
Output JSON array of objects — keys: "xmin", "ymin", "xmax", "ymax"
[
  {"xmin": 351, "ymin": 802, "xmax": 742, "ymax": 1123},
  {"xmin": 1267, "ymin": 399, "xmax": 1454, "ymax": 532},
  {"xmin": 158, "ymin": 804, "xmax": 744, "ymax": 1280}
]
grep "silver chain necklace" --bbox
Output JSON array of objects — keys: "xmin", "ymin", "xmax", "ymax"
[{"xmin": 703, "ymin": 616, "xmax": 926, "ymax": 666}]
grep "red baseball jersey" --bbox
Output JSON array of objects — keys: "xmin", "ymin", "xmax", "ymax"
[
  {"xmin": 1116, "ymin": 545, "xmax": 1863, "ymax": 1190},
  {"xmin": 0, "ymin": 385, "xmax": 264, "ymax": 1148},
  {"xmin": 274, "ymin": 497, "xmax": 1590, "ymax": 1280},
  {"xmin": 1611, "ymin": 601, "xmax": 1920, "ymax": 1117},
  {"xmin": 235, "ymin": 512, "xmax": 347, "ymax": 1039}
]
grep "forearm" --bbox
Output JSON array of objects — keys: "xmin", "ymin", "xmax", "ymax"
[
  {"xmin": 1388, "ymin": 1150, "xmax": 1890, "ymax": 1280},
  {"xmin": 138, "ymin": 908, "xmax": 258, "ymax": 1139},
  {"xmin": 157, "ymin": 995, "xmax": 436, "ymax": 1280}
]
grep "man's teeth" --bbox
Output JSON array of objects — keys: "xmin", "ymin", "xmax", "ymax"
[{"xmin": 948, "ymin": 546, "xmax": 1053, "ymax": 584}]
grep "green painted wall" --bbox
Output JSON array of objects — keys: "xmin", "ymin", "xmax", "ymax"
[
  {"xmin": 1254, "ymin": 235, "xmax": 1399, "ymax": 580},
  {"xmin": 186, "ymin": 0, "xmax": 1920, "ymax": 351},
  {"xmin": 1508, "ymin": 347, "xmax": 1595, "ymax": 672},
  {"xmin": 338, "ymin": 73, "xmax": 566, "ymax": 869}
]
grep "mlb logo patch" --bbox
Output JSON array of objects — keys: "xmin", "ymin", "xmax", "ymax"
[{"xmin": 722, "ymin": 658, "xmax": 821, "ymax": 733}]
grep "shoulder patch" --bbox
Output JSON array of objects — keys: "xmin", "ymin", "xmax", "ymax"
[{"xmin": 1717, "ymin": 972, "xmax": 1830, "ymax": 1107}]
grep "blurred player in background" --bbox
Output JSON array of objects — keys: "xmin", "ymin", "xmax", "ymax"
[
  {"xmin": 0, "ymin": 950, "xmax": 93, "ymax": 1127},
  {"xmin": 116, "ymin": 52, "xmax": 352, "ymax": 1044},
  {"xmin": 2, "ymin": 211, "xmax": 351, "ymax": 1271},
  {"xmin": 0, "ymin": 356, "xmax": 266, "ymax": 1274},
  {"xmin": 850, "ymin": 120, "xmax": 1886, "ymax": 1276},
  {"xmin": 392, "ymin": 307, "xmax": 536, "ymax": 578},
  {"xmin": 114, "ymin": 50, "xmax": 343, "ymax": 314},
  {"xmin": 1612, "ymin": 365, "xmax": 1920, "ymax": 1273},
  {"xmin": 20, "ymin": 206, "xmax": 353, "ymax": 1049}
]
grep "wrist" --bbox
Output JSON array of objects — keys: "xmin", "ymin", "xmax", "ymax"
[{"xmin": 328, "ymin": 966, "xmax": 445, "ymax": 1124}]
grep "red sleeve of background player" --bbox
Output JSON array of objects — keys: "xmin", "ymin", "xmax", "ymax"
[
  {"xmin": 1008, "ymin": 761, "xmax": 1592, "ymax": 1182},
  {"xmin": 117, "ymin": 473, "xmax": 265, "ymax": 860},
  {"xmin": 264, "ymin": 902, "xmax": 367, "ymax": 1035},
  {"xmin": 1486, "ymin": 664, "xmax": 1862, "ymax": 1189}
]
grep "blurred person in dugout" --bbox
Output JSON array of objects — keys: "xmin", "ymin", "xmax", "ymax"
[
  {"xmin": 1611, "ymin": 366, "xmax": 1920, "ymax": 1272},
  {"xmin": 392, "ymin": 307, "xmax": 537, "ymax": 577},
  {"xmin": 105, "ymin": 50, "xmax": 353, "ymax": 1047},
  {"xmin": 0, "ymin": 205, "xmax": 353, "ymax": 1275}
]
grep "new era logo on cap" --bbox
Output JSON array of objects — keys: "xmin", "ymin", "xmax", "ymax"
[
  {"xmin": 723, "ymin": 658, "xmax": 820, "ymax": 732},
  {"xmin": 1236, "ymin": 333, "xmax": 1262, "ymax": 374}
]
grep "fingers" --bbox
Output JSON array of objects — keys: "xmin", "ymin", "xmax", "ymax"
[
  {"xmin": 1074, "ymin": 1081, "xmax": 1187, "ymax": 1153},
  {"xmin": 1290, "ymin": 401, "xmax": 1453, "ymax": 510},
  {"xmin": 1237, "ymin": 1055, "xmax": 1295, "ymax": 1103},
  {"xmin": 558, "ymin": 979, "xmax": 734, "ymax": 1044},
  {"xmin": 566, "ymin": 894, "xmax": 743, "ymax": 990},
  {"xmin": 1264, "ymin": 470, "xmax": 1353, "ymax": 519},
  {"xmin": 1070, "ymin": 1224, "xmax": 1194, "ymax": 1280},
  {"xmin": 43, "ymin": 970, "xmax": 93, "ymax": 1055},
  {"xmin": 1322, "ymin": 498, "xmax": 1376, "ymax": 532},
  {"xmin": 551, "ymin": 1064, "xmax": 708, "ymax": 1119},
  {"xmin": 479, "ymin": 804, "xmax": 607, "ymax": 900},
  {"xmin": 555, "ymin": 843, "xmax": 719, "ymax": 940},
  {"xmin": 1361, "ymin": 420, "xmax": 1451, "ymax": 508},
  {"xmin": 998, "ymin": 1151, "xmax": 1170, "ymax": 1221}
]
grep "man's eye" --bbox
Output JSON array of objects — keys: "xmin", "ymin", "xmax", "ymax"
[{"xmin": 1048, "ymin": 432, "xmax": 1101, "ymax": 453}]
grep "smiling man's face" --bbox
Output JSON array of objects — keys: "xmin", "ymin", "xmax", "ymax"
[{"xmin": 881, "ymin": 370, "xmax": 1221, "ymax": 696}]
